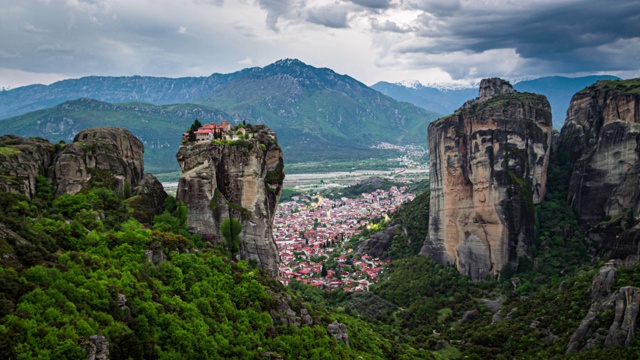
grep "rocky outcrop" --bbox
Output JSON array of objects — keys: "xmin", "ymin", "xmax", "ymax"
[
  {"xmin": 85, "ymin": 335, "xmax": 109, "ymax": 360},
  {"xmin": 0, "ymin": 128, "xmax": 145, "ymax": 200},
  {"xmin": 126, "ymin": 173, "xmax": 168, "ymax": 224},
  {"xmin": 0, "ymin": 135, "xmax": 57, "ymax": 198},
  {"xmin": 50, "ymin": 127, "xmax": 144, "ymax": 196},
  {"xmin": 327, "ymin": 321, "xmax": 349, "ymax": 346},
  {"xmin": 559, "ymin": 79, "xmax": 640, "ymax": 258},
  {"xmin": 421, "ymin": 78, "xmax": 552, "ymax": 280},
  {"xmin": 268, "ymin": 290, "xmax": 314, "ymax": 327},
  {"xmin": 354, "ymin": 224, "xmax": 401, "ymax": 258},
  {"xmin": 176, "ymin": 125, "xmax": 284, "ymax": 277},
  {"xmin": 567, "ymin": 260, "xmax": 640, "ymax": 353}
]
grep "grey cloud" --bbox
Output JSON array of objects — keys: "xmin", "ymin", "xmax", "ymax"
[
  {"xmin": 23, "ymin": 23, "xmax": 50, "ymax": 34},
  {"xmin": 193, "ymin": 0, "xmax": 224, "ymax": 5},
  {"xmin": 306, "ymin": 5, "xmax": 352, "ymax": 29},
  {"xmin": 399, "ymin": 0, "xmax": 640, "ymax": 74},
  {"xmin": 349, "ymin": 0, "xmax": 391, "ymax": 9},
  {"xmin": 406, "ymin": 0, "xmax": 460, "ymax": 16},
  {"xmin": 371, "ymin": 19, "xmax": 412, "ymax": 33},
  {"xmin": 257, "ymin": 0, "xmax": 296, "ymax": 31},
  {"xmin": 37, "ymin": 44, "xmax": 75, "ymax": 54}
]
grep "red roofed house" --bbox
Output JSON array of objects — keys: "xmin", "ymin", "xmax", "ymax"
[{"xmin": 184, "ymin": 121, "xmax": 232, "ymax": 143}]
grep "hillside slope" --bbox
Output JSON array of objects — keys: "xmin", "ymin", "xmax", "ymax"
[
  {"xmin": 0, "ymin": 98, "xmax": 231, "ymax": 173},
  {"xmin": 195, "ymin": 59, "xmax": 440, "ymax": 162},
  {"xmin": 1, "ymin": 59, "xmax": 439, "ymax": 165},
  {"xmin": 0, "ymin": 74, "xmax": 232, "ymax": 120}
]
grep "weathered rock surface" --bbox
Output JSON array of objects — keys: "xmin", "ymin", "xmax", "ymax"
[
  {"xmin": 421, "ymin": 78, "xmax": 552, "ymax": 280},
  {"xmin": 176, "ymin": 125, "xmax": 284, "ymax": 277},
  {"xmin": 355, "ymin": 224, "xmax": 401, "ymax": 257},
  {"xmin": 268, "ymin": 290, "xmax": 314, "ymax": 327},
  {"xmin": 0, "ymin": 135, "xmax": 57, "ymax": 198},
  {"xmin": 559, "ymin": 79, "xmax": 640, "ymax": 258},
  {"xmin": 461, "ymin": 309, "xmax": 481, "ymax": 322},
  {"xmin": 327, "ymin": 321, "xmax": 349, "ymax": 346},
  {"xmin": 567, "ymin": 260, "xmax": 640, "ymax": 353},
  {"xmin": 126, "ymin": 173, "xmax": 168, "ymax": 224},
  {"xmin": 85, "ymin": 334, "xmax": 110, "ymax": 360},
  {"xmin": 0, "ymin": 128, "xmax": 146, "ymax": 200},
  {"xmin": 50, "ymin": 127, "xmax": 144, "ymax": 196}
]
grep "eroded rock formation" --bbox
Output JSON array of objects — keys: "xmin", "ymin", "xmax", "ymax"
[
  {"xmin": 176, "ymin": 125, "xmax": 284, "ymax": 277},
  {"xmin": 421, "ymin": 78, "xmax": 552, "ymax": 280},
  {"xmin": 559, "ymin": 79, "xmax": 640, "ymax": 258},
  {"xmin": 0, "ymin": 128, "xmax": 145, "ymax": 199},
  {"xmin": 567, "ymin": 260, "xmax": 640, "ymax": 353},
  {"xmin": 85, "ymin": 334, "xmax": 110, "ymax": 360},
  {"xmin": 0, "ymin": 135, "xmax": 57, "ymax": 198},
  {"xmin": 50, "ymin": 127, "xmax": 144, "ymax": 196},
  {"xmin": 327, "ymin": 321, "xmax": 349, "ymax": 346},
  {"xmin": 354, "ymin": 224, "xmax": 401, "ymax": 258},
  {"xmin": 126, "ymin": 173, "xmax": 168, "ymax": 225}
]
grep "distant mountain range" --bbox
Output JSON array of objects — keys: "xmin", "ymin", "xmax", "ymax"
[
  {"xmin": 372, "ymin": 75, "xmax": 620, "ymax": 128},
  {"xmin": 2, "ymin": 98, "xmax": 231, "ymax": 173},
  {"xmin": 0, "ymin": 59, "xmax": 622, "ymax": 172},
  {"xmin": 0, "ymin": 59, "xmax": 440, "ymax": 171}
]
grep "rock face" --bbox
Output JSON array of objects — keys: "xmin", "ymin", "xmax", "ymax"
[
  {"xmin": 0, "ymin": 135, "xmax": 57, "ymax": 198},
  {"xmin": 327, "ymin": 321, "xmax": 349, "ymax": 346},
  {"xmin": 50, "ymin": 127, "xmax": 144, "ymax": 196},
  {"xmin": 567, "ymin": 260, "xmax": 640, "ymax": 353},
  {"xmin": 421, "ymin": 78, "xmax": 552, "ymax": 280},
  {"xmin": 0, "ymin": 128, "xmax": 145, "ymax": 199},
  {"xmin": 559, "ymin": 79, "xmax": 640, "ymax": 258},
  {"xmin": 268, "ymin": 290, "xmax": 314, "ymax": 327},
  {"xmin": 176, "ymin": 125, "xmax": 284, "ymax": 277},
  {"xmin": 354, "ymin": 224, "xmax": 401, "ymax": 258},
  {"xmin": 85, "ymin": 335, "xmax": 110, "ymax": 360},
  {"xmin": 127, "ymin": 173, "xmax": 168, "ymax": 224}
]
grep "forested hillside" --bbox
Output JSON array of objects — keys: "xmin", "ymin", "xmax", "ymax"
[
  {"xmin": 291, "ymin": 149, "xmax": 640, "ymax": 359},
  {"xmin": 0, "ymin": 183, "xmax": 433, "ymax": 359}
]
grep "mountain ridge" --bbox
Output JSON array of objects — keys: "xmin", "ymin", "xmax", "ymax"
[
  {"xmin": 1, "ymin": 59, "xmax": 440, "ymax": 166},
  {"xmin": 373, "ymin": 75, "xmax": 620, "ymax": 128}
]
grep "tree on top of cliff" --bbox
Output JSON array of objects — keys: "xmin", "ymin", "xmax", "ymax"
[
  {"xmin": 190, "ymin": 119, "xmax": 202, "ymax": 132},
  {"xmin": 187, "ymin": 128, "xmax": 196, "ymax": 142}
]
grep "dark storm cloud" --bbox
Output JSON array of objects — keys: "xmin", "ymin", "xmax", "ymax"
[
  {"xmin": 402, "ymin": 0, "xmax": 640, "ymax": 73},
  {"xmin": 1, "ymin": 0, "xmax": 638, "ymax": 89}
]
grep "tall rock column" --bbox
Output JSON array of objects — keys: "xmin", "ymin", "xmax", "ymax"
[
  {"xmin": 176, "ymin": 124, "xmax": 283, "ymax": 277},
  {"xmin": 559, "ymin": 79, "xmax": 640, "ymax": 258},
  {"xmin": 421, "ymin": 78, "xmax": 552, "ymax": 280}
]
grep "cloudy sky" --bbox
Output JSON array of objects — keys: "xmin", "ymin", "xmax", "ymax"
[{"xmin": 1, "ymin": 0, "xmax": 639, "ymax": 89}]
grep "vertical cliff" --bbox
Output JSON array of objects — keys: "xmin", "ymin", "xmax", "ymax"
[
  {"xmin": 421, "ymin": 78, "xmax": 552, "ymax": 280},
  {"xmin": 176, "ymin": 125, "xmax": 283, "ymax": 277},
  {"xmin": 559, "ymin": 79, "xmax": 640, "ymax": 258}
]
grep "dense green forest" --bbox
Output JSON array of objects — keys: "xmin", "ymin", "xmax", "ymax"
[
  {"xmin": 2, "ymin": 150, "xmax": 640, "ymax": 358},
  {"xmin": 0, "ymin": 178, "xmax": 435, "ymax": 359}
]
